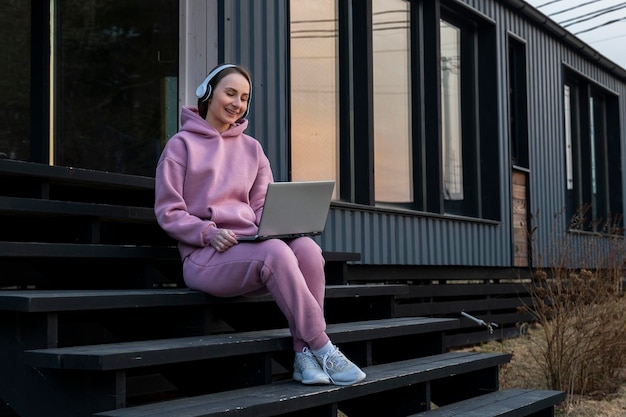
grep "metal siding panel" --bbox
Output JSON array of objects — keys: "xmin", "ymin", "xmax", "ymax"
[
  {"xmin": 438, "ymin": 219, "xmax": 450, "ymax": 264},
  {"xmin": 466, "ymin": 222, "xmax": 476, "ymax": 264},
  {"xmin": 373, "ymin": 214, "xmax": 383, "ymax": 260},
  {"xmin": 498, "ymin": 4, "xmax": 512, "ymax": 238},
  {"xmin": 527, "ymin": 28, "xmax": 547, "ymax": 264},
  {"xmin": 447, "ymin": 221, "xmax": 457, "ymax": 264},
  {"xmin": 454, "ymin": 222, "xmax": 464, "ymax": 264},
  {"xmin": 455, "ymin": 222, "xmax": 463, "ymax": 264},
  {"xmin": 472, "ymin": 222, "xmax": 480, "ymax": 264},
  {"xmin": 222, "ymin": 0, "xmax": 289, "ymax": 180},
  {"xmin": 324, "ymin": 206, "xmax": 506, "ymax": 266},
  {"xmin": 363, "ymin": 210, "xmax": 374, "ymax": 262},
  {"xmin": 526, "ymin": 20, "xmax": 570, "ymax": 268}
]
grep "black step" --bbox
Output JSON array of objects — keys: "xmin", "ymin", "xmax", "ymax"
[
  {"xmin": 408, "ymin": 388, "xmax": 565, "ymax": 417},
  {"xmin": 93, "ymin": 352, "xmax": 511, "ymax": 417},
  {"xmin": 0, "ymin": 159, "xmax": 155, "ymax": 190},
  {"xmin": 0, "ymin": 196, "xmax": 156, "ymax": 220},
  {"xmin": 0, "ymin": 242, "xmax": 178, "ymax": 259},
  {"xmin": 24, "ymin": 317, "xmax": 458, "ymax": 370},
  {"xmin": 0, "ymin": 285, "xmax": 407, "ymax": 313}
]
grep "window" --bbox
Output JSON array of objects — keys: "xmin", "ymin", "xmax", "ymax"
[
  {"xmin": 56, "ymin": 0, "xmax": 178, "ymax": 175},
  {"xmin": 288, "ymin": 0, "xmax": 499, "ymax": 219},
  {"xmin": 372, "ymin": 0, "xmax": 412, "ymax": 204},
  {"xmin": 508, "ymin": 35, "xmax": 529, "ymax": 168},
  {"xmin": 564, "ymin": 70, "xmax": 622, "ymax": 232},
  {"xmin": 440, "ymin": 19, "xmax": 464, "ymax": 204},
  {"xmin": 289, "ymin": 0, "xmax": 339, "ymax": 192},
  {"xmin": 0, "ymin": 1, "xmax": 31, "ymax": 161},
  {"xmin": 2, "ymin": 0, "xmax": 178, "ymax": 175},
  {"xmin": 438, "ymin": 5, "xmax": 499, "ymax": 219}
]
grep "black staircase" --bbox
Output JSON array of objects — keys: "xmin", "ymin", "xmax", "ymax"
[{"xmin": 0, "ymin": 159, "xmax": 563, "ymax": 417}]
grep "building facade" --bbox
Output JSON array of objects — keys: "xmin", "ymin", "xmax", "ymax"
[{"xmin": 2, "ymin": 0, "xmax": 625, "ymax": 273}]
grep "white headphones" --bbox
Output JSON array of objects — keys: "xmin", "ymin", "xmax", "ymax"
[
  {"xmin": 195, "ymin": 64, "xmax": 252, "ymax": 119},
  {"xmin": 195, "ymin": 64, "xmax": 236, "ymax": 100}
]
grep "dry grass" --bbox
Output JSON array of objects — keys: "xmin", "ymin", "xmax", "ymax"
[{"xmin": 464, "ymin": 326, "xmax": 626, "ymax": 417}]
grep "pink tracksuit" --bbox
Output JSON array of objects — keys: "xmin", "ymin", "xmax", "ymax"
[{"xmin": 154, "ymin": 106, "xmax": 330, "ymax": 351}]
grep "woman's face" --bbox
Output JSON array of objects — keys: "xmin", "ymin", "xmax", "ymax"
[{"xmin": 205, "ymin": 72, "xmax": 250, "ymax": 132}]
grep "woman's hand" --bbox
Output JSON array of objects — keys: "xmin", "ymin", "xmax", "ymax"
[{"xmin": 211, "ymin": 228, "xmax": 238, "ymax": 252}]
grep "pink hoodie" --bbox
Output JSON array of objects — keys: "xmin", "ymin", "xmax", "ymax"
[{"xmin": 154, "ymin": 106, "xmax": 273, "ymax": 259}]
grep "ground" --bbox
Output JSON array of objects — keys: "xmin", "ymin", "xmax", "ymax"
[
  {"xmin": 462, "ymin": 327, "xmax": 626, "ymax": 417},
  {"xmin": 338, "ymin": 325, "xmax": 626, "ymax": 417}
]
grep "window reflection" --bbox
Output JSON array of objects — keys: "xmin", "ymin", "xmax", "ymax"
[
  {"xmin": 373, "ymin": 0, "xmax": 412, "ymax": 204},
  {"xmin": 290, "ymin": 0, "xmax": 339, "ymax": 190},
  {"xmin": 0, "ymin": 1, "xmax": 31, "ymax": 160},
  {"xmin": 56, "ymin": 0, "xmax": 178, "ymax": 175},
  {"xmin": 564, "ymin": 73, "xmax": 621, "ymax": 232},
  {"xmin": 564, "ymin": 85, "xmax": 574, "ymax": 190},
  {"xmin": 589, "ymin": 96, "xmax": 598, "ymax": 221},
  {"xmin": 440, "ymin": 20, "xmax": 463, "ymax": 201}
]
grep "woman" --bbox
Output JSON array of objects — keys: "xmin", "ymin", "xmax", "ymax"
[{"xmin": 154, "ymin": 63, "xmax": 366, "ymax": 386}]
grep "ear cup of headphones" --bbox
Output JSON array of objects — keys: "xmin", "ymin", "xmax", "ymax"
[
  {"xmin": 195, "ymin": 83, "xmax": 212, "ymax": 100},
  {"xmin": 196, "ymin": 64, "xmax": 237, "ymax": 101}
]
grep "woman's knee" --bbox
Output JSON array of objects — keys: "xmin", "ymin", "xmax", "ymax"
[
  {"xmin": 289, "ymin": 237, "xmax": 323, "ymax": 257},
  {"xmin": 257, "ymin": 239, "xmax": 299, "ymax": 268},
  {"xmin": 289, "ymin": 238, "xmax": 324, "ymax": 268}
]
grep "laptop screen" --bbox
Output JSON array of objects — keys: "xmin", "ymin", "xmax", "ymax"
[{"xmin": 237, "ymin": 180, "xmax": 335, "ymax": 241}]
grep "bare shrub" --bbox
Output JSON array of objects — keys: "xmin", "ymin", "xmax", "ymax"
[{"xmin": 522, "ymin": 207, "xmax": 626, "ymax": 398}]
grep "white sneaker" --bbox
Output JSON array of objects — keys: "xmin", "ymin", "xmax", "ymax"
[
  {"xmin": 293, "ymin": 347, "xmax": 331, "ymax": 385},
  {"xmin": 315, "ymin": 344, "xmax": 366, "ymax": 386}
]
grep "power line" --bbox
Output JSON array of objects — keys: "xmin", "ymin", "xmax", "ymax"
[
  {"xmin": 548, "ymin": 0, "xmax": 604, "ymax": 17},
  {"xmin": 530, "ymin": 0, "xmax": 626, "ymax": 36},
  {"xmin": 574, "ymin": 15, "xmax": 626, "ymax": 34},
  {"xmin": 560, "ymin": 3, "xmax": 626, "ymax": 27},
  {"xmin": 534, "ymin": 0, "xmax": 568, "ymax": 8}
]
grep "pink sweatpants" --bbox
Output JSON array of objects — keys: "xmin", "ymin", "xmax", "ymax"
[{"xmin": 182, "ymin": 236, "xmax": 330, "ymax": 352}]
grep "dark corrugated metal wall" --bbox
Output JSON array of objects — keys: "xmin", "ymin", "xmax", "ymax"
[
  {"xmin": 497, "ymin": 0, "xmax": 626, "ymax": 268},
  {"xmin": 218, "ymin": 0, "xmax": 626, "ymax": 268},
  {"xmin": 221, "ymin": 0, "xmax": 290, "ymax": 180},
  {"xmin": 320, "ymin": 206, "xmax": 505, "ymax": 265}
]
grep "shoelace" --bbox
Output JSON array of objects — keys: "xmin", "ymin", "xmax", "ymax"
[
  {"xmin": 298, "ymin": 347, "xmax": 322, "ymax": 370},
  {"xmin": 321, "ymin": 346, "xmax": 349, "ymax": 372}
]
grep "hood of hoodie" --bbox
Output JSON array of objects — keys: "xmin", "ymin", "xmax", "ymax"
[{"xmin": 179, "ymin": 106, "xmax": 249, "ymax": 139}]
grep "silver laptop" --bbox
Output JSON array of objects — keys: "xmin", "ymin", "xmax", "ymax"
[{"xmin": 237, "ymin": 180, "xmax": 335, "ymax": 241}]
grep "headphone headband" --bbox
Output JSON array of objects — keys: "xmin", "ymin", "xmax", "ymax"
[
  {"xmin": 195, "ymin": 64, "xmax": 237, "ymax": 100},
  {"xmin": 195, "ymin": 63, "xmax": 252, "ymax": 120}
]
